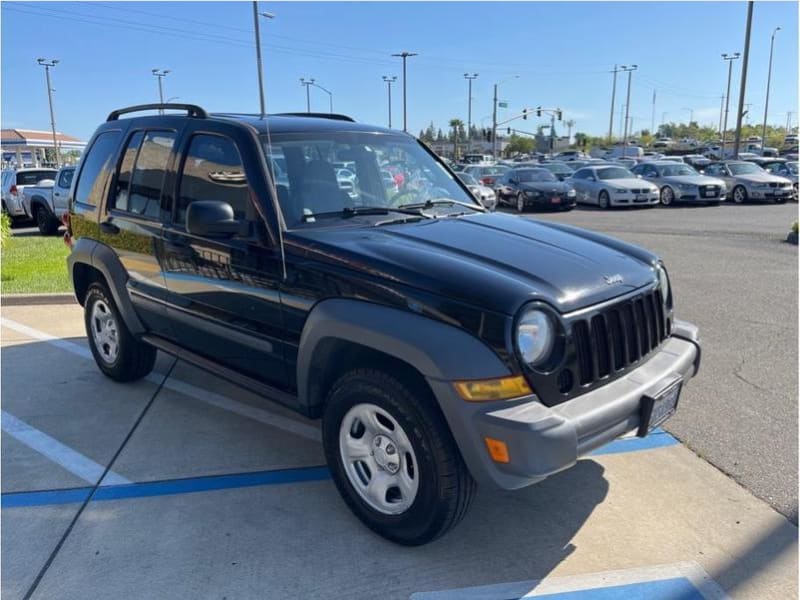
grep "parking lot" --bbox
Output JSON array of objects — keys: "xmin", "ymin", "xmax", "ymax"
[{"xmin": 2, "ymin": 202, "xmax": 798, "ymax": 599}]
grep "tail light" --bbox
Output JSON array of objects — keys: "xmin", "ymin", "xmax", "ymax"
[
  {"xmin": 9, "ymin": 184, "xmax": 17, "ymax": 196},
  {"xmin": 481, "ymin": 177, "xmax": 495, "ymax": 185},
  {"xmin": 61, "ymin": 212, "xmax": 73, "ymax": 249}
]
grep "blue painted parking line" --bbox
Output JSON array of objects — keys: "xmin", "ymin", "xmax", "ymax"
[
  {"xmin": 2, "ymin": 465, "xmax": 331, "ymax": 508},
  {"xmin": 591, "ymin": 428, "xmax": 678, "ymax": 456},
  {"xmin": 517, "ymin": 577, "xmax": 702, "ymax": 600}
]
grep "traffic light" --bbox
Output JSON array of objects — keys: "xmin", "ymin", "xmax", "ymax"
[
  {"xmin": 507, "ymin": 127, "xmax": 511, "ymax": 135},
  {"xmin": 483, "ymin": 128, "xmax": 491, "ymax": 141},
  {"xmin": 536, "ymin": 107, "xmax": 542, "ymax": 117},
  {"xmin": 522, "ymin": 108, "xmax": 527, "ymax": 120},
  {"xmin": 557, "ymin": 110, "xmax": 563, "ymax": 121}
]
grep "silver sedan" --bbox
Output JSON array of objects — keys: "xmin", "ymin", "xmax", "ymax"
[
  {"xmin": 569, "ymin": 165, "xmax": 659, "ymax": 209},
  {"xmin": 702, "ymin": 161, "xmax": 793, "ymax": 204},
  {"xmin": 630, "ymin": 161, "xmax": 727, "ymax": 206}
]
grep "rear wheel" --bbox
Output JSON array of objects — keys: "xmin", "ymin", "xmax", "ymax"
[
  {"xmin": 598, "ymin": 190, "xmax": 610, "ymax": 209},
  {"xmin": 516, "ymin": 193, "xmax": 526, "ymax": 213},
  {"xmin": 322, "ymin": 369, "xmax": 476, "ymax": 546},
  {"xmin": 35, "ymin": 205, "xmax": 59, "ymax": 235},
  {"xmin": 84, "ymin": 282, "xmax": 156, "ymax": 382}
]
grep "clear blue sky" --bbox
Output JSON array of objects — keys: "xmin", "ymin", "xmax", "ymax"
[{"xmin": 2, "ymin": 1, "xmax": 797, "ymax": 141}]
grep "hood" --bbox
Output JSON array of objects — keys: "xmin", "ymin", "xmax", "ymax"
[
  {"xmin": 663, "ymin": 175, "xmax": 725, "ymax": 186},
  {"xmin": 288, "ymin": 212, "xmax": 659, "ymax": 315},
  {"xmin": 734, "ymin": 172, "xmax": 788, "ymax": 184},
  {"xmin": 611, "ymin": 178, "xmax": 657, "ymax": 190},
  {"xmin": 519, "ymin": 181, "xmax": 572, "ymax": 194}
]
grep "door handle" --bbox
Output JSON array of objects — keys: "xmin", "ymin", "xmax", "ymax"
[
  {"xmin": 99, "ymin": 220, "xmax": 120, "ymax": 235},
  {"xmin": 54, "ymin": 192, "xmax": 60, "ymax": 196}
]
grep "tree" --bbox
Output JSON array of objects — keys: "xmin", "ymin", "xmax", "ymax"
[
  {"xmin": 506, "ymin": 134, "xmax": 535, "ymax": 155},
  {"xmin": 449, "ymin": 118, "xmax": 464, "ymax": 158},
  {"xmin": 436, "ymin": 128, "xmax": 445, "ymax": 142}
]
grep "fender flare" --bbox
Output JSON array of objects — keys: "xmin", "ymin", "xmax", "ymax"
[
  {"xmin": 67, "ymin": 237, "xmax": 146, "ymax": 335},
  {"xmin": 27, "ymin": 195, "xmax": 51, "ymax": 218},
  {"xmin": 296, "ymin": 298, "xmax": 511, "ymax": 414}
]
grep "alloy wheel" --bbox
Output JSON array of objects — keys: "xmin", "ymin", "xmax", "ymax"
[{"xmin": 90, "ymin": 299, "xmax": 120, "ymax": 365}]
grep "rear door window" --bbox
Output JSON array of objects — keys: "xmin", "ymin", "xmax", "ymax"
[
  {"xmin": 16, "ymin": 170, "xmax": 56, "ymax": 185},
  {"xmin": 112, "ymin": 131, "xmax": 175, "ymax": 219},
  {"xmin": 74, "ymin": 131, "xmax": 122, "ymax": 206}
]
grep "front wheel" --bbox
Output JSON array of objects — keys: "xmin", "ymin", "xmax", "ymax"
[
  {"xmin": 322, "ymin": 369, "xmax": 476, "ymax": 546},
  {"xmin": 516, "ymin": 193, "xmax": 526, "ymax": 213},
  {"xmin": 732, "ymin": 185, "xmax": 747, "ymax": 204},
  {"xmin": 84, "ymin": 282, "xmax": 156, "ymax": 382},
  {"xmin": 598, "ymin": 190, "xmax": 610, "ymax": 209},
  {"xmin": 660, "ymin": 186, "xmax": 675, "ymax": 206}
]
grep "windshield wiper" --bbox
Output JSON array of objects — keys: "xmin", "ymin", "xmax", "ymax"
[
  {"xmin": 398, "ymin": 198, "xmax": 484, "ymax": 212},
  {"xmin": 302, "ymin": 205, "xmax": 430, "ymax": 222}
]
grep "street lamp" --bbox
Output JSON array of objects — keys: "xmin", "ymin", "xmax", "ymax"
[
  {"xmin": 382, "ymin": 76, "xmax": 397, "ymax": 128},
  {"xmin": 36, "ymin": 58, "xmax": 59, "ymax": 168},
  {"xmin": 761, "ymin": 27, "xmax": 780, "ymax": 149},
  {"xmin": 720, "ymin": 52, "xmax": 741, "ymax": 158},
  {"xmin": 391, "ymin": 51, "xmax": 418, "ymax": 132},
  {"xmin": 300, "ymin": 78, "xmax": 315, "ymax": 112},
  {"xmin": 151, "ymin": 68, "xmax": 170, "ymax": 114},
  {"xmin": 620, "ymin": 64, "xmax": 638, "ymax": 157},
  {"xmin": 252, "ymin": 3, "xmax": 274, "ymax": 118},
  {"xmin": 311, "ymin": 81, "xmax": 333, "ymax": 114},
  {"xmin": 491, "ymin": 74, "xmax": 519, "ymax": 159},
  {"xmin": 683, "ymin": 107, "xmax": 694, "ymax": 124},
  {"xmin": 463, "ymin": 73, "xmax": 478, "ymax": 152}
]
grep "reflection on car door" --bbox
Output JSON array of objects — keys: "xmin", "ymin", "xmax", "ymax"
[{"xmin": 161, "ymin": 122, "xmax": 288, "ymax": 391}]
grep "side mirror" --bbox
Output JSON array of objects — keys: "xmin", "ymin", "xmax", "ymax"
[{"xmin": 186, "ymin": 200, "xmax": 242, "ymax": 238}]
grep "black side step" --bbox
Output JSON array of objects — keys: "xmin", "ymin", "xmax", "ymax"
[{"xmin": 141, "ymin": 334, "xmax": 303, "ymax": 415}]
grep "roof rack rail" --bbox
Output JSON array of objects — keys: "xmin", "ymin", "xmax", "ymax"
[
  {"xmin": 106, "ymin": 103, "xmax": 208, "ymax": 122},
  {"xmin": 273, "ymin": 112, "xmax": 356, "ymax": 122}
]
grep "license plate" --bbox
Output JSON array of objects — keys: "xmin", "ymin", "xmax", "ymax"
[
  {"xmin": 703, "ymin": 190, "xmax": 716, "ymax": 198},
  {"xmin": 637, "ymin": 377, "xmax": 682, "ymax": 437},
  {"xmin": 551, "ymin": 197, "xmax": 561, "ymax": 204}
]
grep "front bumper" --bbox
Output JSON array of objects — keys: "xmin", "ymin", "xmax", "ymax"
[
  {"xmin": 610, "ymin": 192, "xmax": 659, "ymax": 206},
  {"xmin": 430, "ymin": 320, "xmax": 701, "ymax": 490},
  {"xmin": 746, "ymin": 186, "xmax": 793, "ymax": 200},
  {"xmin": 523, "ymin": 193, "xmax": 577, "ymax": 208}
]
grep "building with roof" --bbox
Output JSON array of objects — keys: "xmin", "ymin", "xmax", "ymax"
[{"xmin": 1, "ymin": 128, "xmax": 87, "ymax": 168}]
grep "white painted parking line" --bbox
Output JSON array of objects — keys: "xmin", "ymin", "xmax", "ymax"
[
  {"xmin": 411, "ymin": 561, "xmax": 730, "ymax": 599},
  {"xmin": 1, "ymin": 411, "xmax": 131, "ymax": 486},
  {"xmin": 1, "ymin": 317, "xmax": 321, "ymax": 443}
]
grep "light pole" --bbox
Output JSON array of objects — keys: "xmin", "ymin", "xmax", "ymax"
[
  {"xmin": 761, "ymin": 26, "xmax": 780, "ymax": 149},
  {"xmin": 382, "ymin": 76, "xmax": 397, "ymax": 128},
  {"xmin": 608, "ymin": 65, "xmax": 618, "ymax": 143},
  {"xmin": 311, "ymin": 81, "xmax": 333, "ymax": 113},
  {"xmin": 36, "ymin": 58, "xmax": 59, "ymax": 168},
  {"xmin": 620, "ymin": 64, "xmax": 637, "ymax": 157},
  {"xmin": 491, "ymin": 74, "xmax": 518, "ymax": 159},
  {"xmin": 252, "ymin": 3, "xmax": 274, "ymax": 118},
  {"xmin": 683, "ymin": 107, "xmax": 694, "ymax": 124},
  {"xmin": 720, "ymin": 52, "xmax": 741, "ymax": 158},
  {"xmin": 661, "ymin": 112, "xmax": 668, "ymax": 132},
  {"xmin": 151, "ymin": 68, "xmax": 170, "ymax": 114},
  {"xmin": 733, "ymin": 1, "xmax": 754, "ymax": 160},
  {"xmin": 300, "ymin": 78, "xmax": 314, "ymax": 112},
  {"xmin": 391, "ymin": 51, "xmax": 417, "ymax": 132},
  {"xmin": 464, "ymin": 73, "xmax": 478, "ymax": 152}
]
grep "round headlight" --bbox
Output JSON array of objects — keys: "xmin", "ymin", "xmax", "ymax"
[
  {"xmin": 516, "ymin": 309, "xmax": 554, "ymax": 367},
  {"xmin": 657, "ymin": 266, "xmax": 670, "ymax": 303}
]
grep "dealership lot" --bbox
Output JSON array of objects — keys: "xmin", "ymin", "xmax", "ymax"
[{"xmin": 2, "ymin": 203, "xmax": 797, "ymax": 599}]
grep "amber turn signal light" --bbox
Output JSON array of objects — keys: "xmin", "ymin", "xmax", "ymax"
[
  {"xmin": 453, "ymin": 375, "xmax": 532, "ymax": 402},
  {"xmin": 484, "ymin": 437, "xmax": 510, "ymax": 463}
]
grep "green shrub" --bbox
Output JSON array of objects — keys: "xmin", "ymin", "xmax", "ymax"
[
  {"xmin": 0, "ymin": 212, "xmax": 10, "ymax": 250},
  {"xmin": 792, "ymin": 221, "xmax": 798, "ymax": 234}
]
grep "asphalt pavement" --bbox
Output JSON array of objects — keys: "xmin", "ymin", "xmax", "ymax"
[{"xmin": 527, "ymin": 202, "xmax": 799, "ymax": 522}]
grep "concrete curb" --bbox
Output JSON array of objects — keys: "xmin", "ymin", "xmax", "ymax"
[
  {"xmin": 787, "ymin": 231, "xmax": 798, "ymax": 245},
  {"xmin": 1, "ymin": 293, "xmax": 77, "ymax": 306}
]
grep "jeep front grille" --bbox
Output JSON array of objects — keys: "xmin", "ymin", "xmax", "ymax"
[{"xmin": 571, "ymin": 289, "xmax": 669, "ymax": 386}]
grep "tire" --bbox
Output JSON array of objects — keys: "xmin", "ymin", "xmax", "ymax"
[
  {"xmin": 732, "ymin": 185, "xmax": 747, "ymax": 204},
  {"xmin": 660, "ymin": 186, "xmax": 675, "ymax": 207},
  {"xmin": 516, "ymin": 193, "xmax": 526, "ymax": 213},
  {"xmin": 84, "ymin": 282, "xmax": 156, "ymax": 382},
  {"xmin": 322, "ymin": 368, "xmax": 476, "ymax": 546},
  {"xmin": 598, "ymin": 190, "xmax": 610, "ymax": 209},
  {"xmin": 35, "ymin": 205, "xmax": 59, "ymax": 235}
]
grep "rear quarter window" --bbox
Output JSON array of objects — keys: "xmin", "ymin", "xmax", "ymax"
[
  {"xmin": 74, "ymin": 131, "xmax": 122, "ymax": 206},
  {"xmin": 16, "ymin": 170, "xmax": 57, "ymax": 185}
]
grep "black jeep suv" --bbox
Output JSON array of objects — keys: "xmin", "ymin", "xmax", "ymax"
[{"xmin": 66, "ymin": 104, "xmax": 701, "ymax": 545}]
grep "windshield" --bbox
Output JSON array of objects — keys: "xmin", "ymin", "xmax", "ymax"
[
  {"xmin": 597, "ymin": 167, "xmax": 634, "ymax": 180},
  {"xmin": 787, "ymin": 162, "xmax": 798, "ymax": 175},
  {"xmin": 660, "ymin": 164, "xmax": 698, "ymax": 177},
  {"xmin": 542, "ymin": 163, "xmax": 572, "ymax": 174},
  {"xmin": 478, "ymin": 166, "xmax": 509, "ymax": 176},
  {"xmin": 456, "ymin": 172, "xmax": 478, "ymax": 186},
  {"xmin": 261, "ymin": 132, "xmax": 477, "ymax": 227},
  {"xmin": 516, "ymin": 169, "xmax": 557, "ymax": 182},
  {"xmin": 728, "ymin": 162, "xmax": 762, "ymax": 175}
]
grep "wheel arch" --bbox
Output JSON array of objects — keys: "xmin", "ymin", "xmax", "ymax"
[{"xmin": 296, "ymin": 298, "xmax": 511, "ymax": 418}]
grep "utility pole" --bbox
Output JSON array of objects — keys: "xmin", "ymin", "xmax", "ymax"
[
  {"xmin": 732, "ymin": 1, "xmax": 754, "ymax": 160},
  {"xmin": 620, "ymin": 64, "xmax": 637, "ymax": 157},
  {"xmin": 787, "ymin": 111, "xmax": 794, "ymax": 134},
  {"xmin": 720, "ymin": 52, "xmax": 741, "ymax": 158},
  {"xmin": 36, "ymin": 58, "xmax": 60, "ymax": 168},
  {"xmin": 718, "ymin": 94, "xmax": 725, "ymax": 136},
  {"xmin": 311, "ymin": 81, "xmax": 333, "ymax": 113},
  {"xmin": 761, "ymin": 26, "xmax": 781, "ymax": 148},
  {"xmin": 382, "ymin": 76, "xmax": 396, "ymax": 128},
  {"xmin": 651, "ymin": 88, "xmax": 656, "ymax": 134},
  {"xmin": 391, "ymin": 51, "xmax": 417, "ymax": 132},
  {"xmin": 619, "ymin": 104, "xmax": 625, "ymax": 139},
  {"xmin": 490, "ymin": 75, "xmax": 518, "ymax": 159},
  {"xmin": 464, "ymin": 73, "xmax": 478, "ymax": 152},
  {"xmin": 151, "ymin": 68, "xmax": 169, "ymax": 114},
  {"xmin": 252, "ymin": 3, "xmax": 274, "ymax": 118},
  {"xmin": 300, "ymin": 78, "xmax": 314, "ymax": 112},
  {"xmin": 608, "ymin": 65, "xmax": 618, "ymax": 143}
]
